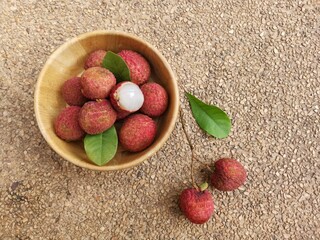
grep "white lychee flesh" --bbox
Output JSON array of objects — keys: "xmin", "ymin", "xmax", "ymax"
[{"xmin": 117, "ymin": 82, "xmax": 144, "ymax": 112}]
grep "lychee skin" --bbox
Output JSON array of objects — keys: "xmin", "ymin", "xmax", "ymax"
[
  {"xmin": 79, "ymin": 100, "xmax": 117, "ymax": 134},
  {"xmin": 116, "ymin": 110, "xmax": 131, "ymax": 120},
  {"xmin": 84, "ymin": 50, "xmax": 107, "ymax": 69},
  {"xmin": 118, "ymin": 50, "xmax": 151, "ymax": 85},
  {"xmin": 179, "ymin": 188, "xmax": 214, "ymax": 224},
  {"xmin": 110, "ymin": 81, "xmax": 144, "ymax": 114},
  {"xmin": 61, "ymin": 77, "xmax": 88, "ymax": 106},
  {"xmin": 140, "ymin": 82, "xmax": 168, "ymax": 117},
  {"xmin": 54, "ymin": 106, "xmax": 85, "ymax": 141},
  {"xmin": 81, "ymin": 67, "xmax": 116, "ymax": 99},
  {"xmin": 119, "ymin": 114, "xmax": 156, "ymax": 152},
  {"xmin": 210, "ymin": 158, "xmax": 247, "ymax": 191}
]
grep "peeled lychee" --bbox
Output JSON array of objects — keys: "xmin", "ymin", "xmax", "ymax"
[
  {"xmin": 119, "ymin": 114, "xmax": 156, "ymax": 152},
  {"xmin": 81, "ymin": 67, "xmax": 116, "ymax": 99},
  {"xmin": 79, "ymin": 100, "xmax": 116, "ymax": 134},
  {"xmin": 118, "ymin": 50, "xmax": 151, "ymax": 85},
  {"xmin": 54, "ymin": 106, "xmax": 85, "ymax": 141},
  {"xmin": 61, "ymin": 77, "xmax": 88, "ymax": 106},
  {"xmin": 210, "ymin": 158, "xmax": 247, "ymax": 191},
  {"xmin": 84, "ymin": 50, "xmax": 106, "ymax": 69},
  {"xmin": 110, "ymin": 81, "xmax": 144, "ymax": 115},
  {"xmin": 140, "ymin": 82, "xmax": 168, "ymax": 117},
  {"xmin": 179, "ymin": 186, "xmax": 214, "ymax": 224}
]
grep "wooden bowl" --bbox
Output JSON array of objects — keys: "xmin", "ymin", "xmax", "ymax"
[{"xmin": 34, "ymin": 31, "xmax": 179, "ymax": 171}]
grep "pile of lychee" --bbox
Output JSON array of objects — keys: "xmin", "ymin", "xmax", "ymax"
[{"xmin": 54, "ymin": 49, "xmax": 169, "ymax": 161}]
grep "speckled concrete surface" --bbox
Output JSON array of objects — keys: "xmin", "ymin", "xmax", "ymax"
[{"xmin": 0, "ymin": 0, "xmax": 319, "ymax": 239}]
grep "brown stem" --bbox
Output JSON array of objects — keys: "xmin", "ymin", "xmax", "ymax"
[
  {"xmin": 179, "ymin": 107, "xmax": 198, "ymax": 190},
  {"xmin": 190, "ymin": 152, "xmax": 197, "ymax": 189},
  {"xmin": 193, "ymin": 156, "xmax": 213, "ymax": 172}
]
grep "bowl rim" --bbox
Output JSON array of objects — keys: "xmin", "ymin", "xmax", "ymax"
[{"xmin": 34, "ymin": 30, "xmax": 179, "ymax": 171}]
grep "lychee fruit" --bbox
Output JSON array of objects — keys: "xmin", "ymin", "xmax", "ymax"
[
  {"xmin": 118, "ymin": 50, "xmax": 151, "ymax": 85},
  {"xmin": 61, "ymin": 77, "xmax": 88, "ymax": 106},
  {"xmin": 110, "ymin": 81, "xmax": 144, "ymax": 115},
  {"xmin": 84, "ymin": 50, "xmax": 107, "ymax": 69},
  {"xmin": 119, "ymin": 114, "xmax": 156, "ymax": 152},
  {"xmin": 81, "ymin": 67, "xmax": 116, "ymax": 99},
  {"xmin": 116, "ymin": 110, "xmax": 131, "ymax": 120},
  {"xmin": 210, "ymin": 158, "xmax": 247, "ymax": 191},
  {"xmin": 140, "ymin": 82, "xmax": 168, "ymax": 117},
  {"xmin": 179, "ymin": 184, "xmax": 214, "ymax": 224},
  {"xmin": 54, "ymin": 106, "xmax": 85, "ymax": 141},
  {"xmin": 79, "ymin": 100, "xmax": 117, "ymax": 134}
]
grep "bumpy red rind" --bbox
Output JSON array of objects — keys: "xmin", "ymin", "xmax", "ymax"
[
  {"xmin": 119, "ymin": 114, "xmax": 156, "ymax": 152},
  {"xmin": 118, "ymin": 50, "xmax": 151, "ymax": 85},
  {"xmin": 210, "ymin": 158, "xmax": 247, "ymax": 191},
  {"xmin": 179, "ymin": 188, "xmax": 214, "ymax": 224},
  {"xmin": 54, "ymin": 106, "xmax": 85, "ymax": 141}
]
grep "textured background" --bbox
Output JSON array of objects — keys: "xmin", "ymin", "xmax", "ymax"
[{"xmin": 0, "ymin": 0, "xmax": 319, "ymax": 239}]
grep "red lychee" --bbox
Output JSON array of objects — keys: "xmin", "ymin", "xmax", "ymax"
[
  {"xmin": 61, "ymin": 77, "xmax": 88, "ymax": 106},
  {"xmin": 79, "ymin": 100, "xmax": 116, "ymax": 134},
  {"xmin": 116, "ymin": 110, "xmax": 131, "ymax": 120},
  {"xmin": 179, "ymin": 187, "xmax": 214, "ymax": 224},
  {"xmin": 210, "ymin": 158, "xmax": 247, "ymax": 191},
  {"xmin": 140, "ymin": 82, "xmax": 168, "ymax": 117},
  {"xmin": 54, "ymin": 106, "xmax": 85, "ymax": 141},
  {"xmin": 118, "ymin": 50, "xmax": 151, "ymax": 85},
  {"xmin": 81, "ymin": 67, "xmax": 116, "ymax": 99},
  {"xmin": 119, "ymin": 114, "xmax": 156, "ymax": 152},
  {"xmin": 84, "ymin": 50, "xmax": 107, "ymax": 69}
]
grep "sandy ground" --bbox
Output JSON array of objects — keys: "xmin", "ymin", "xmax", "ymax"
[{"xmin": 0, "ymin": 0, "xmax": 319, "ymax": 239}]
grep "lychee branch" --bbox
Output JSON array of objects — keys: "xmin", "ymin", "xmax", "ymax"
[{"xmin": 179, "ymin": 93, "xmax": 246, "ymax": 225}]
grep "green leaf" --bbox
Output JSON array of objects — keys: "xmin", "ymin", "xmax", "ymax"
[
  {"xmin": 186, "ymin": 92, "xmax": 231, "ymax": 139},
  {"xmin": 84, "ymin": 126, "xmax": 118, "ymax": 166},
  {"xmin": 102, "ymin": 51, "xmax": 130, "ymax": 82}
]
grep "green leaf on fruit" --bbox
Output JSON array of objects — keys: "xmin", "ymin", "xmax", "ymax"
[
  {"xmin": 102, "ymin": 51, "xmax": 130, "ymax": 82},
  {"xmin": 186, "ymin": 92, "xmax": 231, "ymax": 139},
  {"xmin": 84, "ymin": 126, "xmax": 118, "ymax": 166}
]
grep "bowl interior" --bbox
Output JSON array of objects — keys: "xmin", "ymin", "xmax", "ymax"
[{"xmin": 35, "ymin": 31, "xmax": 179, "ymax": 170}]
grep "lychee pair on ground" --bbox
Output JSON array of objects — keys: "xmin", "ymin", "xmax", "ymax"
[
  {"xmin": 55, "ymin": 49, "xmax": 168, "ymax": 155},
  {"xmin": 179, "ymin": 158, "xmax": 247, "ymax": 224}
]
